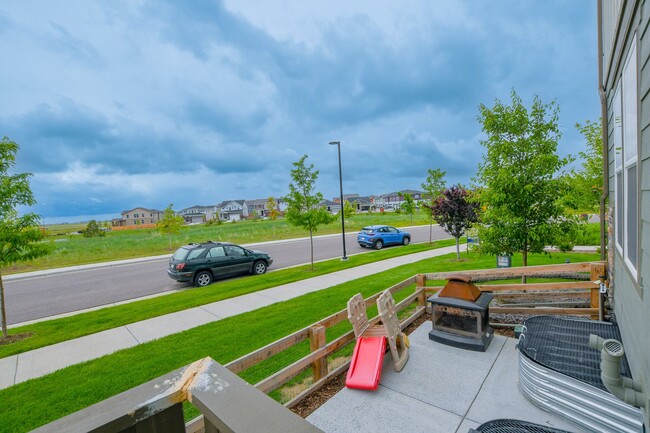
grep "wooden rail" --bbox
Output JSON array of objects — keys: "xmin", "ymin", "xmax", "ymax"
[
  {"xmin": 420, "ymin": 262, "xmax": 606, "ymax": 320},
  {"xmin": 223, "ymin": 275, "xmax": 424, "ymax": 408}
]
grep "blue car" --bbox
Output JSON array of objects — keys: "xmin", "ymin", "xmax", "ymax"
[{"xmin": 357, "ymin": 225, "xmax": 411, "ymax": 250}]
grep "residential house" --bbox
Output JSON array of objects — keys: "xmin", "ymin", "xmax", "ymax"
[
  {"xmin": 349, "ymin": 195, "xmax": 374, "ymax": 212},
  {"xmin": 375, "ymin": 189, "xmax": 426, "ymax": 210},
  {"xmin": 179, "ymin": 205, "xmax": 216, "ymax": 224},
  {"xmin": 245, "ymin": 198, "xmax": 286, "ymax": 218},
  {"xmin": 320, "ymin": 199, "xmax": 340, "ymax": 214},
  {"xmin": 119, "ymin": 208, "xmax": 163, "ymax": 226},
  {"xmin": 216, "ymin": 200, "xmax": 247, "ymax": 221},
  {"xmin": 601, "ymin": 1, "xmax": 650, "ymax": 429}
]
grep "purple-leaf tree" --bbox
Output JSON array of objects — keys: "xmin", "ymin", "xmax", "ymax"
[{"xmin": 425, "ymin": 185, "xmax": 479, "ymax": 259}]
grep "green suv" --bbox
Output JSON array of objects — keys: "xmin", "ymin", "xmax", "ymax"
[{"xmin": 167, "ymin": 241, "xmax": 273, "ymax": 287}]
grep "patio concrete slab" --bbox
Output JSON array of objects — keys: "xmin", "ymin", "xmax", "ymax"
[
  {"xmin": 14, "ymin": 327, "xmax": 138, "ymax": 384},
  {"xmin": 466, "ymin": 338, "xmax": 589, "ymax": 432},
  {"xmin": 125, "ymin": 307, "xmax": 219, "ymax": 343},
  {"xmin": 379, "ymin": 325, "xmax": 507, "ymax": 417},
  {"xmin": 307, "ymin": 382, "xmax": 464, "ymax": 433},
  {"xmin": 308, "ymin": 322, "xmax": 585, "ymax": 433},
  {"xmin": 0, "ymin": 355, "xmax": 17, "ymax": 389}
]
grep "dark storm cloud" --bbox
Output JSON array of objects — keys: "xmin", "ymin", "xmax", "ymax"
[{"xmin": 0, "ymin": 0, "xmax": 599, "ymax": 220}]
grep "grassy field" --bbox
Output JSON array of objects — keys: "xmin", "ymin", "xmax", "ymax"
[
  {"xmin": 15, "ymin": 213, "xmax": 434, "ymax": 274},
  {"xmin": 20, "ymin": 214, "xmax": 601, "ymax": 275},
  {"xmin": 0, "ymin": 249, "xmax": 599, "ymax": 432}
]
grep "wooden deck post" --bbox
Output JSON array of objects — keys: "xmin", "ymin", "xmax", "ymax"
[
  {"xmin": 590, "ymin": 262, "xmax": 606, "ymax": 320},
  {"xmin": 415, "ymin": 274, "xmax": 427, "ymax": 308},
  {"xmin": 310, "ymin": 325, "xmax": 327, "ymax": 382}
]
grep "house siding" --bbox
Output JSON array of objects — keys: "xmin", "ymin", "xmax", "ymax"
[{"xmin": 602, "ymin": 0, "xmax": 650, "ymax": 419}]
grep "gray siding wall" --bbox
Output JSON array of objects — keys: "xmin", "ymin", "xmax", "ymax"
[{"xmin": 603, "ymin": 0, "xmax": 650, "ymax": 414}]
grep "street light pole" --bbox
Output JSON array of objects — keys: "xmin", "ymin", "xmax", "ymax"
[{"xmin": 329, "ymin": 140, "xmax": 348, "ymax": 261}]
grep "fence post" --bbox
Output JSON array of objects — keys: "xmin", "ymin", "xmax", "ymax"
[
  {"xmin": 415, "ymin": 274, "xmax": 428, "ymax": 312},
  {"xmin": 310, "ymin": 325, "xmax": 327, "ymax": 382},
  {"xmin": 590, "ymin": 262, "xmax": 606, "ymax": 320}
]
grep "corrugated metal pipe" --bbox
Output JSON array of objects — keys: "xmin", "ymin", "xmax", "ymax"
[{"xmin": 589, "ymin": 335, "xmax": 646, "ymax": 408}]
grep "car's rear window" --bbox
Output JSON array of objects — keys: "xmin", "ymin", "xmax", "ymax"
[
  {"xmin": 361, "ymin": 228, "xmax": 376, "ymax": 234},
  {"xmin": 172, "ymin": 248, "xmax": 190, "ymax": 261},
  {"xmin": 187, "ymin": 248, "xmax": 207, "ymax": 260}
]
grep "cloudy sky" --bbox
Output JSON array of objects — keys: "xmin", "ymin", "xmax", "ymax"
[{"xmin": 0, "ymin": 1, "xmax": 599, "ymax": 223}]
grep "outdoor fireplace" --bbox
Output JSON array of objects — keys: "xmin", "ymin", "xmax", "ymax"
[{"xmin": 427, "ymin": 274, "xmax": 493, "ymax": 352}]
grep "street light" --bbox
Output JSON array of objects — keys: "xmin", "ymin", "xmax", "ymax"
[{"xmin": 329, "ymin": 140, "xmax": 348, "ymax": 261}]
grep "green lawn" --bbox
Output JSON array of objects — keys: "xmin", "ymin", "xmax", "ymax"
[
  {"xmin": 0, "ymin": 250, "xmax": 599, "ymax": 433},
  {"xmin": 14, "ymin": 213, "xmax": 433, "ymax": 274},
  {"xmin": 0, "ymin": 240, "xmax": 455, "ymax": 359}
]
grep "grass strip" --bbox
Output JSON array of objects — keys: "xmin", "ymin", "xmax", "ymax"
[
  {"xmin": 0, "ymin": 251, "xmax": 599, "ymax": 433},
  {"xmin": 0, "ymin": 239, "xmax": 456, "ymax": 359}
]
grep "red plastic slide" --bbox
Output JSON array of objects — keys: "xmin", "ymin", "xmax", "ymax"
[{"xmin": 345, "ymin": 336, "xmax": 387, "ymax": 390}]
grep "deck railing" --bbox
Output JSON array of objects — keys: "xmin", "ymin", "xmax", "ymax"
[{"xmin": 34, "ymin": 261, "xmax": 606, "ymax": 432}]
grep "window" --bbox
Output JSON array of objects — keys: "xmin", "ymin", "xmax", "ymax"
[
  {"xmin": 225, "ymin": 245, "xmax": 246, "ymax": 256},
  {"xmin": 615, "ymin": 36, "xmax": 639, "ymax": 279},
  {"xmin": 187, "ymin": 248, "xmax": 207, "ymax": 260},
  {"xmin": 207, "ymin": 247, "xmax": 225, "ymax": 258}
]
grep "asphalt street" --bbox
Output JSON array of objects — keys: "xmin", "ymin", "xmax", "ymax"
[{"xmin": 4, "ymin": 225, "xmax": 449, "ymax": 325}]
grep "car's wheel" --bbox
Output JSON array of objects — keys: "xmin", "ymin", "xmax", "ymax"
[
  {"xmin": 402, "ymin": 236, "xmax": 410, "ymax": 246},
  {"xmin": 252, "ymin": 261, "xmax": 267, "ymax": 275},
  {"xmin": 194, "ymin": 271, "xmax": 213, "ymax": 287},
  {"xmin": 374, "ymin": 239, "xmax": 384, "ymax": 250}
]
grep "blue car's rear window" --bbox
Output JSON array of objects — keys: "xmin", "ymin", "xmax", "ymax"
[{"xmin": 360, "ymin": 228, "xmax": 375, "ymax": 234}]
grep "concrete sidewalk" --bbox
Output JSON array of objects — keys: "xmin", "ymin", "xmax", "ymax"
[{"xmin": 0, "ymin": 244, "xmax": 462, "ymax": 391}]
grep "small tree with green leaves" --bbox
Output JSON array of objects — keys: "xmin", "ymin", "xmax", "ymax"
[
  {"xmin": 475, "ymin": 90, "xmax": 576, "ymax": 272},
  {"xmin": 400, "ymin": 193, "xmax": 416, "ymax": 223},
  {"xmin": 0, "ymin": 137, "xmax": 51, "ymax": 337},
  {"xmin": 561, "ymin": 120, "xmax": 603, "ymax": 214},
  {"xmin": 284, "ymin": 155, "xmax": 335, "ymax": 270},
  {"xmin": 157, "ymin": 204, "xmax": 184, "ymax": 250},
  {"xmin": 424, "ymin": 185, "xmax": 478, "ymax": 259},
  {"xmin": 421, "ymin": 168, "xmax": 447, "ymax": 243},
  {"xmin": 342, "ymin": 200, "xmax": 355, "ymax": 219},
  {"xmin": 83, "ymin": 220, "xmax": 105, "ymax": 238}
]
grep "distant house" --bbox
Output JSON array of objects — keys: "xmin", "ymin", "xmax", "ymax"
[
  {"xmin": 320, "ymin": 199, "xmax": 340, "ymax": 214},
  {"xmin": 245, "ymin": 198, "xmax": 286, "ymax": 218},
  {"xmin": 119, "ymin": 208, "xmax": 163, "ymax": 226},
  {"xmin": 179, "ymin": 205, "xmax": 216, "ymax": 224},
  {"xmin": 349, "ymin": 195, "xmax": 374, "ymax": 212},
  {"xmin": 216, "ymin": 200, "xmax": 247, "ymax": 221},
  {"xmin": 375, "ymin": 190, "xmax": 426, "ymax": 210}
]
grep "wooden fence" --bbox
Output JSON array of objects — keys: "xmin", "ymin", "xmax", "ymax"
[{"xmin": 36, "ymin": 261, "xmax": 607, "ymax": 432}]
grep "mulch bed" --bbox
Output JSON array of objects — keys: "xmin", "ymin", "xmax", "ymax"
[{"xmin": 0, "ymin": 332, "xmax": 33, "ymax": 345}]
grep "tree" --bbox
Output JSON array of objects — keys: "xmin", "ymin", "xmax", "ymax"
[
  {"xmin": 157, "ymin": 204, "xmax": 184, "ymax": 250},
  {"xmin": 0, "ymin": 137, "xmax": 51, "ymax": 337},
  {"xmin": 562, "ymin": 120, "xmax": 603, "ymax": 214},
  {"xmin": 83, "ymin": 220, "xmax": 105, "ymax": 238},
  {"xmin": 475, "ymin": 90, "xmax": 576, "ymax": 270},
  {"xmin": 421, "ymin": 168, "xmax": 447, "ymax": 243},
  {"xmin": 342, "ymin": 200, "xmax": 355, "ymax": 219},
  {"xmin": 265, "ymin": 196, "xmax": 280, "ymax": 220},
  {"xmin": 424, "ymin": 185, "xmax": 478, "ymax": 259},
  {"xmin": 284, "ymin": 155, "xmax": 335, "ymax": 270},
  {"xmin": 400, "ymin": 193, "xmax": 416, "ymax": 223}
]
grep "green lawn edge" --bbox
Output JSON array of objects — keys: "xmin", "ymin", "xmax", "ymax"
[
  {"xmin": 1, "ymin": 239, "xmax": 458, "ymax": 359},
  {"xmin": 0, "ymin": 250, "xmax": 599, "ymax": 433}
]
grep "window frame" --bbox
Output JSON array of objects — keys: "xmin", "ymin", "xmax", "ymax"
[{"xmin": 616, "ymin": 34, "xmax": 639, "ymax": 281}]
